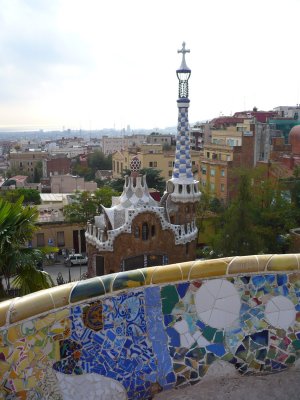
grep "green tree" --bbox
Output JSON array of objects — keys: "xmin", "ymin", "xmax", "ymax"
[
  {"xmin": 94, "ymin": 187, "xmax": 120, "ymax": 209},
  {"xmin": 33, "ymin": 160, "xmax": 43, "ymax": 183},
  {"xmin": 88, "ymin": 151, "xmax": 112, "ymax": 171},
  {"xmin": 63, "ymin": 191, "xmax": 97, "ymax": 223},
  {"xmin": 63, "ymin": 187, "xmax": 120, "ymax": 223},
  {"xmin": 0, "ymin": 188, "xmax": 41, "ymax": 205},
  {"xmin": 140, "ymin": 168, "xmax": 166, "ymax": 194},
  {"xmin": 211, "ymin": 168, "xmax": 297, "ymax": 257},
  {"xmin": 0, "ymin": 197, "xmax": 54, "ymax": 296},
  {"xmin": 212, "ymin": 172, "xmax": 261, "ymax": 257}
]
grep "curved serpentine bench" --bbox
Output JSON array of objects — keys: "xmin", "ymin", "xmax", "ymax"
[{"xmin": 1, "ymin": 254, "xmax": 300, "ymax": 399}]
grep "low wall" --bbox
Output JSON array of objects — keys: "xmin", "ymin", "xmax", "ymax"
[{"xmin": 1, "ymin": 254, "xmax": 300, "ymax": 399}]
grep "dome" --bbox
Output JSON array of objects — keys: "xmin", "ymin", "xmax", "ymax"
[{"xmin": 289, "ymin": 125, "xmax": 300, "ymax": 154}]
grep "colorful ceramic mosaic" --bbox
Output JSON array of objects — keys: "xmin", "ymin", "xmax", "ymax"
[{"xmin": 1, "ymin": 255, "xmax": 300, "ymax": 399}]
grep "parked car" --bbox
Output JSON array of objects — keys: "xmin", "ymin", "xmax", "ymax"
[{"xmin": 65, "ymin": 254, "xmax": 88, "ymax": 266}]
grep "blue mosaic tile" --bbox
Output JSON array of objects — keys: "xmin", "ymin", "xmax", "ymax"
[{"xmin": 177, "ymin": 282, "xmax": 190, "ymax": 298}]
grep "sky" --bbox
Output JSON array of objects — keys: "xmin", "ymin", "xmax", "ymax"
[{"xmin": 0, "ymin": 0, "xmax": 300, "ymax": 132}]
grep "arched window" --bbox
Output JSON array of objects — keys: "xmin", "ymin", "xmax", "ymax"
[
  {"xmin": 134, "ymin": 226, "xmax": 140, "ymax": 238},
  {"xmin": 142, "ymin": 223, "xmax": 149, "ymax": 240}
]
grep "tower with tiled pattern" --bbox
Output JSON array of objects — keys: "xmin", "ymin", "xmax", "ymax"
[{"xmin": 163, "ymin": 42, "xmax": 200, "ymax": 242}]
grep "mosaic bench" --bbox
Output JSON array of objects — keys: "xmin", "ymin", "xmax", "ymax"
[{"xmin": 1, "ymin": 254, "xmax": 300, "ymax": 399}]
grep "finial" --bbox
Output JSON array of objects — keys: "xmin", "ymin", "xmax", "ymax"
[
  {"xmin": 130, "ymin": 156, "xmax": 141, "ymax": 178},
  {"xmin": 177, "ymin": 42, "xmax": 190, "ymax": 71}
]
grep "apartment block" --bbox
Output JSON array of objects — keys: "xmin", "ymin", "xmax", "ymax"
[
  {"xmin": 9, "ymin": 150, "xmax": 48, "ymax": 180},
  {"xmin": 112, "ymin": 144, "xmax": 199, "ymax": 181}
]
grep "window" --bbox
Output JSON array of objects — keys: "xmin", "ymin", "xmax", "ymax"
[
  {"xmin": 142, "ymin": 223, "xmax": 149, "ymax": 240},
  {"xmin": 36, "ymin": 233, "xmax": 45, "ymax": 247},
  {"xmin": 168, "ymin": 170, "xmax": 172, "ymax": 177},
  {"xmin": 201, "ymin": 166, "xmax": 207, "ymax": 175},
  {"xmin": 168, "ymin": 161, "xmax": 173, "ymax": 167},
  {"xmin": 221, "ymin": 169, "xmax": 225, "ymax": 177},
  {"xmin": 134, "ymin": 226, "xmax": 140, "ymax": 238},
  {"xmin": 57, "ymin": 231, "xmax": 65, "ymax": 247},
  {"xmin": 151, "ymin": 225, "xmax": 156, "ymax": 237},
  {"xmin": 226, "ymin": 155, "xmax": 231, "ymax": 161},
  {"xmin": 210, "ymin": 168, "xmax": 215, "ymax": 177},
  {"xmin": 210, "ymin": 182, "xmax": 215, "ymax": 192},
  {"xmin": 192, "ymin": 161, "xmax": 196, "ymax": 165},
  {"xmin": 149, "ymin": 161, "xmax": 157, "ymax": 167},
  {"xmin": 206, "ymin": 152, "xmax": 210, "ymax": 158},
  {"xmin": 221, "ymin": 183, "xmax": 225, "ymax": 192}
]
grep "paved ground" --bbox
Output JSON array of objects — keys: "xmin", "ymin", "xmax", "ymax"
[
  {"xmin": 155, "ymin": 366, "xmax": 300, "ymax": 400},
  {"xmin": 44, "ymin": 260, "xmax": 87, "ymax": 285}
]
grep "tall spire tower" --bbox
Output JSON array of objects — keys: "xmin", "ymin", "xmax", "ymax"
[{"xmin": 166, "ymin": 42, "xmax": 200, "ymax": 203}]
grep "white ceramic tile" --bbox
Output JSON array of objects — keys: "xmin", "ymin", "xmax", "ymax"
[
  {"xmin": 195, "ymin": 280, "xmax": 240, "ymax": 328},
  {"xmin": 219, "ymin": 280, "xmax": 239, "ymax": 299},
  {"xmin": 208, "ymin": 309, "xmax": 238, "ymax": 328},
  {"xmin": 215, "ymin": 296, "xmax": 241, "ymax": 314},
  {"xmin": 198, "ymin": 309, "xmax": 213, "ymax": 325},
  {"xmin": 55, "ymin": 372, "xmax": 127, "ymax": 400},
  {"xmin": 265, "ymin": 300, "xmax": 278, "ymax": 313},
  {"xmin": 193, "ymin": 331, "xmax": 211, "ymax": 347},
  {"xmin": 181, "ymin": 332, "xmax": 195, "ymax": 348},
  {"xmin": 265, "ymin": 311, "xmax": 279, "ymax": 327},
  {"xmin": 194, "ymin": 285, "xmax": 215, "ymax": 313},
  {"xmin": 204, "ymin": 279, "xmax": 223, "ymax": 298},
  {"xmin": 265, "ymin": 296, "xmax": 296, "ymax": 330},
  {"xmin": 174, "ymin": 319, "xmax": 189, "ymax": 334}
]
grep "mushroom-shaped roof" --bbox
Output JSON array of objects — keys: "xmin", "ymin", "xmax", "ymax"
[{"xmin": 289, "ymin": 125, "xmax": 300, "ymax": 155}]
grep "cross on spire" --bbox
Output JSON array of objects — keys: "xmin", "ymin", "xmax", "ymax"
[
  {"xmin": 177, "ymin": 42, "xmax": 190, "ymax": 71},
  {"xmin": 178, "ymin": 42, "xmax": 190, "ymax": 56}
]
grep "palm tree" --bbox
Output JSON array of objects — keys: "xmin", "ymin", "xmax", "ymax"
[{"xmin": 0, "ymin": 197, "xmax": 54, "ymax": 297}]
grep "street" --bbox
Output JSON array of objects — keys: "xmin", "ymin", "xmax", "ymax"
[{"xmin": 44, "ymin": 260, "xmax": 88, "ymax": 285}]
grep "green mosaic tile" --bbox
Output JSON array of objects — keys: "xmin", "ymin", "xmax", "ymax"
[
  {"xmin": 70, "ymin": 279, "xmax": 106, "ymax": 303},
  {"xmin": 173, "ymin": 362, "xmax": 186, "ymax": 373},
  {"xmin": 214, "ymin": 331, "xmax": 224, "ymax": 344},
  {"xmin": 286, "ymin": 355, "xmax": 296, "ymax": 364},
  {"xmin": 292, "ymin": 339, "xmax": 300, "ymax": 350},
  {"xmin": 267, "ymin": 347, "xmax": 277, "ymax": 359},
  {"xmin": 202, "ymin": 326, "xmax": 217, "ymax": 342},
  {"xmin": 112, "ymin": 270, "xmax": 145, "ymax": 291},
  {"xmin": 249, "ymin": 360, "xmax": 261, "ymax": 370},
  {"xmin": 186, "ymin": 347, "xmax": 206, "ymax": 361},
  {"xmin": 256, "ymin": 348, "xmax": 267, "ymax": 361},
  {"xmin": 161, "ymin": 285, "xmax": 179, "ymax": 314}
]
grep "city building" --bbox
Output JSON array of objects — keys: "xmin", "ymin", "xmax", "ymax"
[
  {"xmin": 85, "ymin": 42, "xmax": 200, "ymax": 276},
  {"xmin": 112, "ymin": 143, "xmax": 199, "ymax": 181},
  {"xmin": 42, "ymin": 155, "xmax": 72, "ymax": 178},
  {"xmin": 198, "ymin": 111, "xmax": 281, "ymax": 203},
  {"xmin": 50, "ymin": 174, "xmax": 97, "ymax": 193},
  {"xmin": 101, "ymin": 134, "xmax": 147, "ymax": 155},
  {"xmin": 9, "ymin": 150, "xmax": 48, "ymax": 180},
  {"xmin": 31, "ymin": 193, "xmax": 86, "ymax": 254},
  {"xmin": 269, "ymin": 105, "xmax": 300, "ymax": 144}
]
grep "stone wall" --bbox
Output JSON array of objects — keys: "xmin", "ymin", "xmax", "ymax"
[{"xmin": 1, "ymin": 254, "xmax": 300, "ymax": 399}]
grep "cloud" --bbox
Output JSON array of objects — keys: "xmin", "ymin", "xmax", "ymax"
[{"xmin": 0, "ymin": 0, "xmax": 93, "ymax": 103}]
